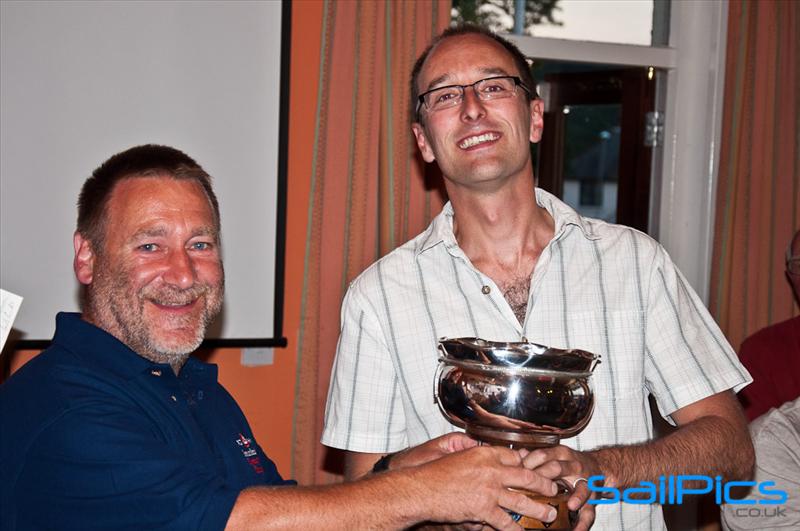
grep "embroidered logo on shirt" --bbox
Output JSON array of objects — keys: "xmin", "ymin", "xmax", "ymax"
[{"xmin": 235, "ymin": 433, "xmax": 264, "ymax": 474}]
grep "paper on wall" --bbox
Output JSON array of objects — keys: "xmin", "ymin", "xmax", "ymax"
[{"xmin": 1, "ymin": 288, "xmax": 23, "ymax": 353}]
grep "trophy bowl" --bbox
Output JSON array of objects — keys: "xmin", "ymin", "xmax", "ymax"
[
  {"xmin": 435, "ymin": 337, "xmax": 600, "ymax": 448},
  {"xmin": 435, "ymin": 338, "xmax": 600, "ymax": 530}
]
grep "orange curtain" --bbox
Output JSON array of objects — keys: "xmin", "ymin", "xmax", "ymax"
[
  {"xmin": 710, "ymin": 0, "xmax": 800, "ymax": 351},
  {"xmin": 291, "ymin": 0, "xmax": 450, "ymax": 485}
]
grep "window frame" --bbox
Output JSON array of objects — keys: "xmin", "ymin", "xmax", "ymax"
[{"xmin": 505, "ymin": 0, "xmax": 728, "ymax": 303}]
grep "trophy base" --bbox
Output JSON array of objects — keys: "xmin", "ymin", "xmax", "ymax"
[
  {"xmin": 509, "ymin": 487, "xmax": 575, "ymax": 530},
  {"xmin": 466, "ymin": 425, "xmax": 560, "ymax": 448}
]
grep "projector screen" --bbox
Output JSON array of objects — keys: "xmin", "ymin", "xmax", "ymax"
[{"xmin": 0, "ymin": 1, "xmax": 288, "ymax": 346}]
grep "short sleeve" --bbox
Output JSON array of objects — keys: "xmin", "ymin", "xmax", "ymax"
[
  {"xmin": 720, "ymin": 400, "xmax": 800, "ymax": 530},
  {"xmin": 321, "ymin": 279, "xmax": 408, "ymax": 453},
  {"xmin": 643, "ymin": 244, "xmax": 751, "ymax": 421},
  {"xmin": 14, "ymin": 397, "xmax": 238, "ymax": 530}
]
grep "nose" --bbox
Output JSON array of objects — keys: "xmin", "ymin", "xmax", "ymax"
[
  {"xmin": 163, "ymin": 248, "xmax": 196, "ymax": 289},
  {"xmin": 460, "ymin": 87, "xmax": 486, "ymax": 122}
]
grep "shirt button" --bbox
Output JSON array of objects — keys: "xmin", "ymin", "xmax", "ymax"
[
  {"xmin": 150, "ymin": 369, "xmax": 162, "ymax": 377},
  {"xmin": 170, "ymin": 395, "xmax": 177, "ymax": 402},
  {"xmin": 481, "ymin": 285, "xmax": 491, "ymax": 294}
]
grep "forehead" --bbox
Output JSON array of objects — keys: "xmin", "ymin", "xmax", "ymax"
[
  {"xmin": 418, "ymin": 33, "xmax": 519, "ymax": 89},
  {"xmin": 105, "ymin": 176, "xmax": 215, "ymax": 231}
]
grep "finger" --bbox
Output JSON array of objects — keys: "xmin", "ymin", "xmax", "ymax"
[
  {"xmin": 553, "ymin": 458, "xmax": 584, "ymax": 479},
  {"xmin": 500, "ymin": 489, "xmax": 558, "ymax": 524},
  {"xmin": 490, "ymin": 446, "xmax": 525, "ymax": 467},
  {"xmin": 443, "ymin": 432, "xmax": 479, "ymax": 453},
  {"xmin": 535, "ymin": 459, "xmax": 584, "ymax": 485},
  {"xmin": 533, "ymin": 444, "xmax": 575, "ymax": 463},
  {"xmin": 520, "ymin": 448, "xmax": 551, "ymax": 469},
  {"xmin": 503, "ymin": 467, "xmax": 558, "ymax": 497},
  {"xmin": 566, "ymin": 478, "xmax": 591, "ymax": 511},
  {"xmin": 481, "ymin": 506, "xmax": 523, "ymax": 531},
  {"xmin": 533, "ymin": 459, "xmax": 568, "ymax": 480},
  {"xmin": 571, "ymin": 503, "xmax": 596, "ymax": 531}
]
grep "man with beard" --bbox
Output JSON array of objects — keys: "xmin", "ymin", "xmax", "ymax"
[
  {"xmin": 322, "ymin": 26, "xmax": 755, "ymax": 531},
  {"xmin": 0, "ymin": 145, "xmax": 562, "ymax": 530}
]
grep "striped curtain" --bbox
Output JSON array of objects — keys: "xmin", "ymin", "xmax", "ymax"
[
  {"xmin": 709, "ymin": 0, "xmax": 799, "ymax": 352},
  {"xmin": 291, "ymin": 0, "xmax": 450, "ymax": 485}
]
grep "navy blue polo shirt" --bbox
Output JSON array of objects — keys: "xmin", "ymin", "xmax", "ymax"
[{"xmin": 0, "ymin": 313, "xmax": 293, "ymax": 531}]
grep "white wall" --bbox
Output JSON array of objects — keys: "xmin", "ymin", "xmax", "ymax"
[{"xmin": 0, "ymin": 1, "xmax": 283, "ymax": 341}]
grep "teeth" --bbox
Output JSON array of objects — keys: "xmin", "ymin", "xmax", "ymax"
[
  {"xmin": 459, "ymin": 133, "xmax": 499, "ymax": 149},
  {"xmin": 157, "ymin": 300, "xmax": 192, "ymax": 307}
]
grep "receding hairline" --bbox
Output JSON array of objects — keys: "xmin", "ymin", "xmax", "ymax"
[
  {"xmin": 415, "ymin": 32, "xmax": 522, "ymax": 93},
  {"xmin": 107, "ymin": 173, "xmax": 218, "ymax": 215},
  {"xmin": 410, "ymin": 28, "xmax": 536, "ymax": 123},
  {"xmin": 92, "ymin": 172, "xmax": 220, "ymax": 246}
]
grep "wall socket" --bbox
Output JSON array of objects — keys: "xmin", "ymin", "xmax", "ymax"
[{"xmin": 241, "ymin": 348, "xmax": 274, "ymax": 367}]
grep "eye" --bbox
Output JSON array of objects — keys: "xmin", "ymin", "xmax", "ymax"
[
  {"xmin": 138, "ymin": 243, "xmax": 158, "ymax": 252},
  {"xmin": 190, "ymin": 241, "xmax": 213, "ymax": 251},
  {"xmin": 433, "ymin": 88, "xmax": 460, "ymax": 104},
  {"xmin": 480, "ymin": 80, "xmax": 511, "ymax": 94}
]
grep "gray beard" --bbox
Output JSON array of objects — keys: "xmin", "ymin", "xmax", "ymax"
[{"xmin": 85, "ymin": 269, "xmax": 223, "ymax": 370}]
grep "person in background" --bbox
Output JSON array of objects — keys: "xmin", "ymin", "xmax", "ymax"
[
  {"xmin": 720, "ymin": 396, "xmax": 800, "ymax": 530},
  {"xmin": 0, "ymin": 144, "xmax": 563, "ymax": 531},
  {"xmin": 720, "ymin": 230, "xmax": 800, "ymax": 530},
  {"xmin": 736, "ymin": 229, "xmax": 800, "ymax": 421},
  {"xmin": 322, "ymin": 25, "xmax": 754, "ymax": 531}
]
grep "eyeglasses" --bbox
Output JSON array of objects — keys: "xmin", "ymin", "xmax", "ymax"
[
  {"xmin": 417, "ymin": 76, "xmax": 531, "ymax": 115},
  {"xmin": 787, "ymin": 257, "xmax": 800, "ymax": 276}
]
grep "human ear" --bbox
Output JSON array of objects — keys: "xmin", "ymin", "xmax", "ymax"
[
  {"xmin": 529, "ymin": 98, "xmax": 544, "ymax": 143},
  {"xmin": 73, "ymin": 232, "xmax": 95, "ymax": 285},
  {"xmin": 412, "ymin": 122, "xmax": 436, "ymax": 163}
]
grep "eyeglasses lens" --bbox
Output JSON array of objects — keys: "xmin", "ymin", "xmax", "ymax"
[{"xmin": 424, "ymin": 77, "xmax": 518, "ymax": 111}]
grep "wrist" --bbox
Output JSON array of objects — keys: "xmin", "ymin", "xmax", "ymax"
[
  {"xmin": 588, "ymin": 448, "xmax": 618, "ymax": 488},
  {"xmin": 382, "ymin": 464, "xmax": 436, "ymax": 527}
]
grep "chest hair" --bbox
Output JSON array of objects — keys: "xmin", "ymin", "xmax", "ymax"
[{"xmin": 500, "ymin": 276, "xmax": 531, "ymax": 326}]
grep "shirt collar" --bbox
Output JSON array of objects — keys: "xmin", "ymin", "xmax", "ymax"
[
  {"xmin": 534, "ymin": 188, "xmax": 602, "ymax": 241},
  {"xmin": 415, "ymin": 188, "xmax": 600, "ymax": 257},
  {"xmin": 416, "ymin": 201, "xmax": 457, "ymax": 255},
  {"xmin": 51, "ymin": 312, "xmax": 216, "ymax": 384}
]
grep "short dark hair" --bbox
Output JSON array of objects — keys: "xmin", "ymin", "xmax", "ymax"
[
  {"xmin": 410, "ymin": 24, "xmax": 537, "ymax": 122},
  {"xmin": 76, "ymin": 144, "xmax": 220, "ymax": 253}
]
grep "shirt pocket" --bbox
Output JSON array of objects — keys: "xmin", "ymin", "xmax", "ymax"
[{"xmin": 563, "ymin": 309, "xmax": 645, "ymax": 400}]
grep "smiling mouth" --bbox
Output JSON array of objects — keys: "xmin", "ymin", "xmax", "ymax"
[
  {"xmin": 458, "ymin": 132, "xmax": 500, "ymax": 149},
  {"xmin": 151, "ymin": 299, "xmax": 198, "ymax": 311}
]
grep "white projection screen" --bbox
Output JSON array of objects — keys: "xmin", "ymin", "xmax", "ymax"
[{"xmin": 0, "ymin": 1, "xmax": 288, "ymax": 347}]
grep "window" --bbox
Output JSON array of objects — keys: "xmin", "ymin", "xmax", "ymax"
[
  {"xmin": 452, "ymin": 0, "xmax": 669, "ymax": 46},
  {"xmin": 451, "ymin": 0, "xmax": 729, "ymax": 303}
]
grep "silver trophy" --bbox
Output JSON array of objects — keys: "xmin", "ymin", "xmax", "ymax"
[{"xmin": 436, "ymin": 337, "xmax": 600, "ymax": 530}]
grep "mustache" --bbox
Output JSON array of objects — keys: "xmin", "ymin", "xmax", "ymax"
[{"xmin": 140, "ymin": 283, "xmax": 215, "ymax": 305}]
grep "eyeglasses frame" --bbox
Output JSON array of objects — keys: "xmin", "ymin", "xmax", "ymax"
[
  {"xmin": 787, "ymin": 257, "xmax": 800, "ymax": 276},
  {"xmin": 416, "ymin": 75, "xmax": 532, "ymax": 116}
]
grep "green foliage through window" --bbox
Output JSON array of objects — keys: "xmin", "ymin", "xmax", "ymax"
[{"xmin": 451, "ymin": 0, "xmax": 562, "ymax": 35}]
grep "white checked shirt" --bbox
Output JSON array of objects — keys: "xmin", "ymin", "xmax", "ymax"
[{"xmin": 322, "ymin": 188, "xmax": 751, "ymax": 531}]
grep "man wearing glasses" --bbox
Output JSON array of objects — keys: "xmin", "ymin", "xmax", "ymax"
[
  {"xmin": 737, "ymin": 229, "xmax": 800, "ymax": 421},
  {"xmin": 721, "ymin": 230, "xmax": 800, "ymax": 530},
  {"xmin": 323, "ymin": 26, "xmax": 754, "ymax": 531}
]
